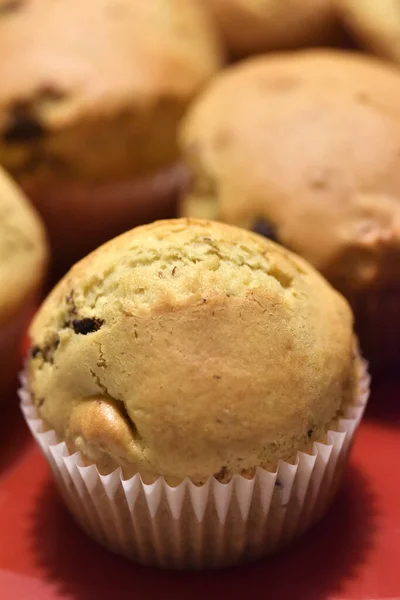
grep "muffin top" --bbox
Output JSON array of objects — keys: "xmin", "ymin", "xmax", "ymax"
[
  {"xmin": 180, "ymin": 50, "xmax": 400, "ymax": 295},
  {"xmin": 203, "ymin": 0, "xmax": 336, "ymax": 57},
  {"xmin": 28, "ymin": 219, "xmax": 356, "ymax": 483},
  {"xmin": 0, "ymin": 0, "xmax": 222, "ymax": 183},
  {"xmin": 0, "ymin": 167, "xmax": 48, "ymax": 321},
  {"xmin": 337, "ymin": 0, "xmax": 400, "ymax": 64}
]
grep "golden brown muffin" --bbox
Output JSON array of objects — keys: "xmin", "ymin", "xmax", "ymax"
[
  {"xmin": 180, "ymin": 50, "xmax": 400, "ymax": 372},
  {"xmin": 337, "ymin": 0, "xmax": 400, "ymax": 63},
  {"xmin": 27, "ymin": 218, "xmax": 358, "ymax": 484},
  {"xmin": 203, "ymin": 0, "xmax": 338, "ymax": 57},
  {"xmin": 0, "ymin": 0, "xmax": 222, "ymax": 266},
  {"xmin": 0, "ymin": 167, "xmax": 48, "ymax": 397}
]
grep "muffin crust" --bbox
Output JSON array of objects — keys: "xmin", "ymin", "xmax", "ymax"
[{"xmin": 28, "ymin": 219, "xmax": 357, "ymax": 484}]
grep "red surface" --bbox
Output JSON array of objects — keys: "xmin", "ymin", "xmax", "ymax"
[{"xmin": 0, "ymin": 381, "xmax": 399, "ymax": 600}]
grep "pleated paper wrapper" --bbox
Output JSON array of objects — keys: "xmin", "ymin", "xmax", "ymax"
[{"xmin": 19, "ymin": 361, "xmax": 369, "ymax": 570}]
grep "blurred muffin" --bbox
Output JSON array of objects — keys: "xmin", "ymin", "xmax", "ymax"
[
  {"xmin": 0, "ymin": 167, "xmax": 47, "ymax": 398},
  {"xmin": 203, "ymin": 0, "xmax": 338, "ymax": 58},
  {"xmin": 0, "ymin": 0, "xmax": 223, "ymax": 268},
  {"xmin": 24, "ymin": 219, "xmax": 368, "ymax": 567},
  {"xmin": 337, "ymin": 0, "xmax": 400, "ymax": 63},
  {"xmin": 180, "ymin": 50, "xmax": 400, "ymax": 373}
]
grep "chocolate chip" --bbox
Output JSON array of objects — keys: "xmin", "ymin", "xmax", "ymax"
[
  {"xmin": 43, "ymin": 338, "xmax": 60, "ymax": 363},
  {"xmin": 252, "ymin": 218, "xmax": 279, "ymax": 242},
  {"xmin": 30, "ymin": 345, "xmax": 41, "ymax": 358},
  {"xmin": 2, "ymin": 104, "xmax": 46, "ymax": 143},
  {"xmin": 0, "ymin": 0, "xmax": 24, "ymax": 15},
  {"xmin": 72, "ymin": 317, "xmax": 104, "ymax": 335},
  {"xmin": 30, "ymin": 336, "xmax": 60, "ymax": 364}
]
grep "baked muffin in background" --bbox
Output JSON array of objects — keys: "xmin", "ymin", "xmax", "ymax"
[
  {"xmin": 180, "ymin": 50, "xmax": 400, "ymax": 373},
  {"xmin": 0, "ymin": 167, "xmax": 48, "ymax": 398},
  {"xmin": 23, "ymin": 218, "xmax": 369, "ymax": 567},
  {"xmin": 0, "ymin": 0, "xmax": 223, "ymax": 269},
  {"xmin": 202, "ymin": 0, "xmax": 339, "ymax": 58},
  {"xmin": 337, "ymin": 0, "xmax": 400, "ymax": 64}
]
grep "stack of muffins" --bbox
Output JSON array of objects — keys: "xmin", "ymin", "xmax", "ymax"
[
  {"xmin": 0, "ymin": 0, "xmax": 223, "ymax": 267},
  {"xmin": 0, "ymin": 0, "xmax": 398, "ymax": 572}
]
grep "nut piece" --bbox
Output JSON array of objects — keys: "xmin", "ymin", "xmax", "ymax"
[{"xmin": 66, "ymin": 396, "xmax": 143, "ymax": 472}]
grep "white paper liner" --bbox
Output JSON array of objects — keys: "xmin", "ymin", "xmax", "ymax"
[{"xmin": 19, "ymin": 361, "xmax": 369, "ymax": 570}]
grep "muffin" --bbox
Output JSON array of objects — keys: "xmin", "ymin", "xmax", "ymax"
[
  {"xmin": 180, "ymin": 50, "xmax": 400, "ymax": 373},
  {"xmin": 337, "ymin": 0, "xmax": 400, "ymax": 64},
  {"xmin": 22, "ymin": 218, "xmax": 369, "ymax": 568},
  {"xmin": 0, "ymin": 0, "xmax": 223, "ymax": 268},
  {"xmin": 0, "ymin": 167, "xmax": 47, "ymax": 397},
  {"xmin": 202, "ymin": 0, "xmax": 338, "ymax": 58}
]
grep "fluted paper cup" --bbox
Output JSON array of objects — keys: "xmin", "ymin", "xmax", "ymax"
[{"xmin": 19, "ymin": 360, "xmax": 369, "ymax": 569}]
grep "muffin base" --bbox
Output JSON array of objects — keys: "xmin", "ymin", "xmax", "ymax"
[
  {"xmin": 19, "ymin": 360, "xmax": 369, "ymax": 569},
  {"xmin": 21, "ymin": 164, "xmax": 188, "ymax": 273}
]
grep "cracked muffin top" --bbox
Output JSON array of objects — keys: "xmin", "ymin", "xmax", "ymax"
[
  {"xmin": 0, "ymin": 167, "xmax": 47, "ymax": 321},
  {"xmin": 28, "ymin": 218, "xmax": 357, "ymax": 484},
  {"xmin": 0, "ymin": 0, "xmax": 222, "ymax": 183},
  {"xmin": 180, "ymin": 50, "xmax": 400, "ymax": 295}
]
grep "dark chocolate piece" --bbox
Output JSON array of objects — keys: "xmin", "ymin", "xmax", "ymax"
[
  {"xmin": 252, "ymin": 218, "xmax": 279, "ymax": 242},
  {"xmin": 30, "ymin": 345, "xmax": 41, "ymax": 358},
  {"xmin": 30, "ymin": 336, "xmax": 60, "ymax": 364},
  {"xmin": 72, "ymin": 317, "xmax": 104, "ymax": 335},
  {"xmin": 2, "ymin": 103, "xmax": 46, "ymax": 143}
]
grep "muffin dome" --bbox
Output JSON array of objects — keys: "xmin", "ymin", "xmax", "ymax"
[
  {"xmin": 180, "ymin": 50, "xmax": 400, "ymax": 294},
  {"xmin": 28, "ymin": 219, "xmax": 356, "ymax": 484}
]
